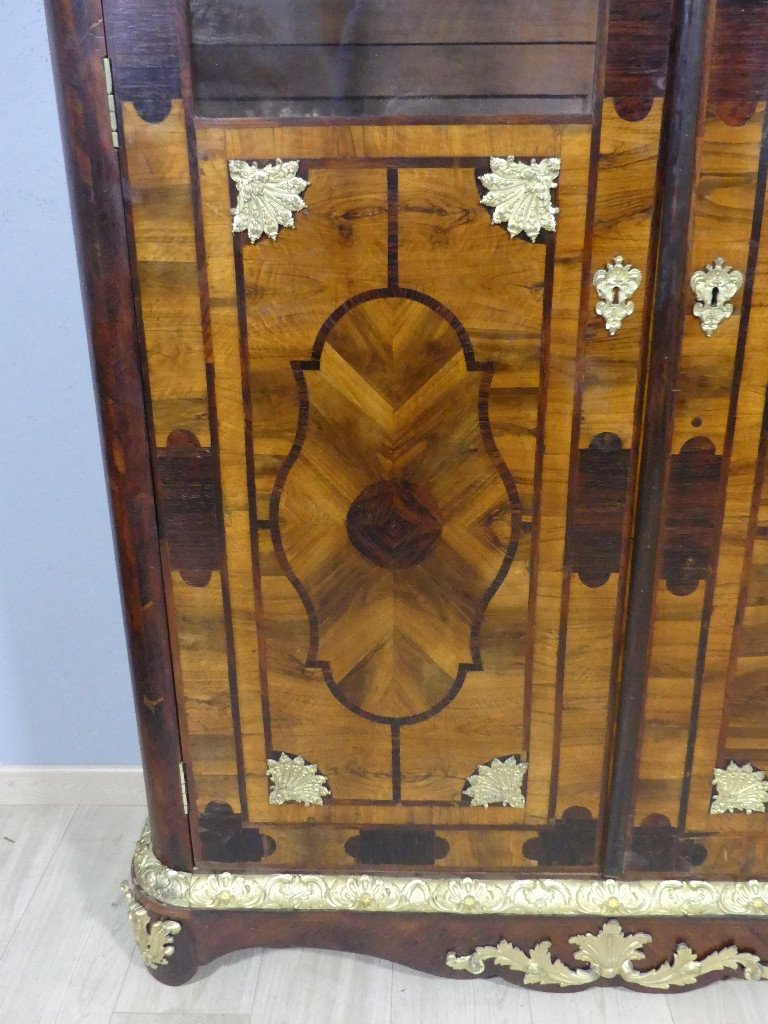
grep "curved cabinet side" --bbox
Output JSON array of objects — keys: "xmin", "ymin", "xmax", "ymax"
[{"xmin": 43, "ymin": 0, "xmax": 192, "ymax": 870}]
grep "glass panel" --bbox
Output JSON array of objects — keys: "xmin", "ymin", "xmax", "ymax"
[{"xmin": 189, "ymin": 0, "xmax": 601, "ymax": 119}]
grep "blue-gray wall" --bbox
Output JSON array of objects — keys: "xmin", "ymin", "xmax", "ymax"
[{"xmin": 0, "ymin": 1, "xmax": 140, "ymax": 764}]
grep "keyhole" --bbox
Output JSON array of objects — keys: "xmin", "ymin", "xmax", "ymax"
[
  {"xmin": 710, "ymin": 285, "xmax": 719, "ymax": 307},
  {"xmin": 612, "ymin": 286, "xmax": 621, "ymax": 305}
]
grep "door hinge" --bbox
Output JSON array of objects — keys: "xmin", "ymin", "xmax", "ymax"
[
  {"xmin": 178, "ymin": 761, "xmax": 190, "ymax": 815},
  {"xmin": 102, "ymin": 57, "xmax": 119, "ymax": 149}
]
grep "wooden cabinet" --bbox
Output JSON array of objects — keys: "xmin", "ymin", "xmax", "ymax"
[{"xmin": 47, "ymin": 0, "xmax": 768, "ymax": 991}]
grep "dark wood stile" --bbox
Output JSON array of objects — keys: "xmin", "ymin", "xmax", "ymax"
[
  {"xmin": 43, "ymin": 0, "xmax": 193, "ymax": 870},
  {"xmin": 603, "ymin": 0, "xmax": 716, "ymax": 876}
]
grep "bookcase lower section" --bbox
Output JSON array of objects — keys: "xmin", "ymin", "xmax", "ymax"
[{"xmin": 126, "ymin": 824, "xmax": 768, "ymax": 990}]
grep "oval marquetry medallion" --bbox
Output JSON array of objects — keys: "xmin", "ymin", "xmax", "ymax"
[{"xmin": 272, "ymin": 289, "xmax": 520, "ymax": 723}]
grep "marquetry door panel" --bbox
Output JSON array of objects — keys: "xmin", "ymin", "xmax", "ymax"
[
  {"xmin": 620, "ymin": 97, "xmax": 768, "ymax": 879},
  {"xmin": 120, "ymin": 94, "xmax": 658, "ymax": 872},
  {"xmin": 110, "ymin": 0, "xmax": 672, "ymax": 874}
]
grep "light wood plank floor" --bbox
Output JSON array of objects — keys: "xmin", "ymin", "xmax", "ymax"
[{"xmin": 3, "ymin": 802, "xmax": 768, "ymax": 1023}]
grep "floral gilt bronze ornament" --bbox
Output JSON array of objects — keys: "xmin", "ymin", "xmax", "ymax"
[
  {"xmin": 266, "ymin": 752, "xmax": 330, "ymax": 806},
  {"xmin": 446, "ymin": 919, "xmax": 768, "ymax": 989},
  {"xmin": 479, "ymin": 156, "xmax": 560, "ymax": 241},
  {"xmin": 229, "ymin": 158, "xmax": 309, "ymax": 242},
  {"xmin": 710, "ymin": 761, "xmax": 768, "ymax": 814},
  {"xmin": 464, "ymin": 756, "xmax": 528, "ymax": 808}
]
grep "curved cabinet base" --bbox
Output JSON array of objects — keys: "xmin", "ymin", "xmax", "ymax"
[
  {"xmin": 125, "ymin": 887, "xmax": 768, "ymax": 991},
  {"xmin": 127, "ymin": 825, "xmax": 768, "ymax": 990}
]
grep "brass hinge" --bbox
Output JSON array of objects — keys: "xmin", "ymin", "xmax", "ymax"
[
  {"xmin": 102, "ymin": 57, "xmax": 119, "ymax": 148},
  {"xmin": 178, "ymin": 761, "xmax": 190, "ymax": 815}
]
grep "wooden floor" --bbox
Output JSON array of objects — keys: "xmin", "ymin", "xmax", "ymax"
[{"xmin": 3, "ymin": 803, "xmax": 768, "ymax": 1023}]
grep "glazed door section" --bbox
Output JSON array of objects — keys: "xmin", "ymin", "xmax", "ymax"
[
  {"xmin": 110, "ymin": 0, "xmax": 663, "ymax": 873},
  {"xmin": 187, "ymin": 0, "xmax": 601, "ymax": 119}
]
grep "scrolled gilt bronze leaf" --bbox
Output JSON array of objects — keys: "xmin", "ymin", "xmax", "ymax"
[
  {"xmin": 229, "ymin": 158, "xmax": 309, "ymax": 243},
  {"xmin": 122, "ymin": 883, "xmax": 181, "ymax": 969},
  {"xmin": 593, "ymin": 256, "xmax": 642, "ymax": 335},
  {"xmin": 479, "ymin": 156, "xmax": 560, "ymax": 241},
  {"xmin": 446, "ymin": 919, "xmax": 768, "ymax": 988}
]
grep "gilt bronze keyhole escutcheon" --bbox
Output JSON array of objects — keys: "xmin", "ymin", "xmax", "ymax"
[
  {"xmin": 690, "ymin": 257, "xmax": 743, "ymax": 336},
  {"xmin": 593, "ymin": 256, "xmax": 642, "ymax": 335}
]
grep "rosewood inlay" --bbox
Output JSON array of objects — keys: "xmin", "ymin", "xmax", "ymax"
[
  {"xmin": 346, "ymin": 479, "xmax": 443, "ymax": 569},
  {"xmin": 628, "ymin": 813, "xmax": 708, "ymax": 873},
  {"xmin": 344, "ymin": 827, "xmax": 450, "ymax": 866},
  {"xmin": 522, "ymin": 807, "xmax": 598, "ymax": 867},
  {"xmin": 572, "ymin": 432, "xmax": 631, "ymax": 588},
  {"xmin": 156, "ymin": 429, "xmax": 220, "ymax": 587},
  {"xmin": 662, "ymin": 436, "xmax": 722, "ymax": 596},
  {"xmin": 198, "ymin": 802, "xmax": 276, "ymax": 863}
]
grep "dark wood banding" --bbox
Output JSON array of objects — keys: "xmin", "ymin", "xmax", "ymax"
[
  {"xmin": 387, "ymin": 167, "xmax": 398, "ymax": 288},
  {"xmin": 156, "ymin": 431, "xmax": 220, "ymax": 586},
  {"xmin": 232, "ymin": 226, "xmax": 275, "ymax": 785},
  {"xmin": 344, "ymin": 827, "xmax": 450, "ymax": 866},
  {"xmin": 572, "ymin": 433, "xmax": 631, "ymax": 588},
  {"xmin": 708, "ymin": 0, "xmax": 768, "ymax": 118},
  {"xmin": 522, "ymin": 807, "xmax": 599, "ymax": 867},
  {"xmin": 605, "ymin": 0, "xmax": 673, "ymax": 112},
  {"xmin": 522, "ymin": 238, "xmax": 557, "ymax": 771},
  {"xmin": 627, "ymin": 813, "xmax": 708, "ymax": 873},
  {"xmin": 178, "ymin": 18, "xmax": 253, "ymax": 833},
  {"xmin": 198, "ymin": 801, "xmax": 276, "ymax": 862},
  {"xmin": 103, "ymin": 0, "xmax": 182, "ymax": 122},
  {"xmin": 661, "ymin": 437, "xmax": 722, "ymax": 597}
]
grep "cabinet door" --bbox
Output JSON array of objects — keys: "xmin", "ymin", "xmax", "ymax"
[
  {"xmin": 105, "ymin": 0, "xmax": 670, "ymax": 872},
  {"xmin": 608, "ymin": 1, "xmax": 768, "ymax": 878}
]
